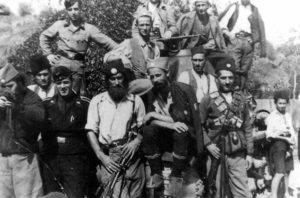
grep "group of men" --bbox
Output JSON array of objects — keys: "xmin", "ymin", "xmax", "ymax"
[{"xmin": 0, "ymin": 0, "xmax": 269, "ymax": 198}]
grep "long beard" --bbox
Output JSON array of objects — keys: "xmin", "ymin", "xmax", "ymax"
[{"xmin": 108, "ymin": 85, "xmax": 128, "ymax": 102}]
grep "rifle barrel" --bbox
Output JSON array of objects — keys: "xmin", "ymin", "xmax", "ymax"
[{"xmin": 154, "ymin": 34, "xmax": 207, "ymax": 42}]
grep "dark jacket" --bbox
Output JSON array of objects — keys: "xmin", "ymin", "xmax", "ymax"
[
  {"xmin": 219, "ymin": 2, "xmax": 266, "ymax": 57},
  {"xmin": 199, "ymin": 90, "xmax": 254, "ymax": 155},
  {"xmin": 0, "ymin": 89, "xmax": 45, "ymax": 154},
  {"xmin": 146, "ymin": 82, "xmax": 204, "ymax": 154},
  {"xmin": 43, "ymin": 93, "xmax": 90, "ymax": 154},
  {"xmin": 176, "ymin": 11, "xmax": 227, "ymax": 51}
]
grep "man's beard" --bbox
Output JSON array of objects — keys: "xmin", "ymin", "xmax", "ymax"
[{"xmin": 108, "ymin": 85, "xmax": 128, "ymax": 102}]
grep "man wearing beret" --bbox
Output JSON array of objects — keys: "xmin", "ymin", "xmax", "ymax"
[
  {"xmin": 0, "ymin": 65, "xmax": 45, "ymax": 198},
  {"xmin": 199, "ymin": 57, "xmax": 253, "ymax": 198},
  {"xmin": 219, "ymin": 0, "xmax": 266, "ymax": 90},
  {"xmin": 86, "ymin": 60, "xmax": 145, "ymax": 198},
  {"xmin": 42, "ymin": 66, "xmax": 90, "ymax": 198},
  {"xmin": 142, "ymin": 57, "xmax": 203, "ymax": 198},
  {"xmin": 176, "ymin": 0, "xmax": 226, "ymax": 51},
  {"xmin": 28, "ymin": 54, "xmax": 56, "ymax": 100},
  {"xmin": 40, "ymin": 0, "xmax": 118, "ymax": 94}
]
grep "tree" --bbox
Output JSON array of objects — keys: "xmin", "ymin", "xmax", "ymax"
[{"xmin": 8, "ymin": 0, "xmax": 139, "ymax": 96}]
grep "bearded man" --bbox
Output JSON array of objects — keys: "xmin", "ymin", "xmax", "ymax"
[{"xmin": 86, "ymin": 60, "xmax": 146, "ymax": 198}]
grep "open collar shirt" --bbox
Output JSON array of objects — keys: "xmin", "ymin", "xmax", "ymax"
[{"xmin": 85, "ymin": 92, "xmax": 145, "ymax": 145}]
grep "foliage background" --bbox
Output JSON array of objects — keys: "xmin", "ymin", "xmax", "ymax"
[
  {"xmin": 4, "ymin": 0, "xmax": 300, "ymax": 99},
  {"xmin": 7, "ymin": 0, "xmax": 139, "ymax": 96}
]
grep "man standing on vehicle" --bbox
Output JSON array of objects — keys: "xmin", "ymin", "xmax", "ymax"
[
  {"xmin": 199, "ymin": 57, "xmax": 253, "ymax": 198},
  {"xmin": 40, "ymin": 0, "xmax": 117, "ymax": 94},
  {"xmin": 219, "ymin": 0, "xmax": 266, "ymax": 90}
]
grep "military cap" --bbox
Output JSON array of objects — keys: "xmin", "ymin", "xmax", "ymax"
[
  {"xmin": 102, "ymin": 59, "xmax": 126, "ymax": 78},
  {"xmin": 0, "ymin": 64, "xmax": 19, "ymax": 85},
  {"xmin": 29, "ymin": 54, "xmax": 51, "ymax": 76},
  {"xmin": 52, "ymin": 66, "xmax": 72, "ymax": 82},
  {"xmin": 215, "ymin": 57, "xmax": 235, "ymax": 74},
  {"xmin": 147, "ymin": 57, "xmax": 169, "ymax": 72},
  {"xmin": 136, "ymin": 10, "xmax": 153, "ymax": 19},
  {"xmin": 191, "ymin": 46, "xmax": 205, "ymax": 56}
]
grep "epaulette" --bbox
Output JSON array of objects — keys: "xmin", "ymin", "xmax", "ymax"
[{"xmin": 80, "ymin": 96, "xmax": 90, "ymax": 103}]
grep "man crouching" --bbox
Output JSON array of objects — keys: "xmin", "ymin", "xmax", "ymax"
[
  {"xmin": 142, "ymin": 58, "xmax": 203, "ymax": 198},
  {"xmin": 85, "ymin": 60, "xmax": 145, "ymax": 198}
]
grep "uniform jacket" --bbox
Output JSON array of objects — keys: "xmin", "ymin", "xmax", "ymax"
[
  {"xmin": 146, "ymin": 82, "xmax": 204, "ymax": 154},
  {"xmin": 132, "ymin": 1, "xmax": 177, "ymax": 37},
  {"xmin": 219, "ymin": 2, "xmax": 266, "ymax": 56},
  {"xmin": 176, "ymin": 11, "xmax": 227, "ymax": 51},
  {"xmin": 199, "ymin": 90, "xmax": 254, "ymax": 155},
  {"xmin": 43, "ymin": 93, "xmax": 90, "ymax": 154},
  {"xmin": 0, "ymin": 89, "xmax": 45, "ymax": 154}
]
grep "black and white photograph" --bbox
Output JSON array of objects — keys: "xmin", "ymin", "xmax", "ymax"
[{"xmin": 0, "ymin": 0, "xmax": 299, "ymax": 198}]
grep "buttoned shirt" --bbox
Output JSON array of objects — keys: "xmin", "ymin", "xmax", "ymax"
[
  {"xmin": 219, "ymin": 3, "xmax": 252, "ymax": 35},
  {"xmin": 177, "ymin": 70, "xmax": 218, "ymax": 103},
  {"xmin": 266, "ymin": 109, "xmax": 296, "ymax": 143},
  {"xmin": 27, "ymin": 83, "xmax": 56, "ymax": 100},
  {"xmin": 40, "ymin": 20, "xmax": 117, "ymax": 71},
  {"xmin": 85, "ymin": 92, "xmax": 145, "ymax": 145}
]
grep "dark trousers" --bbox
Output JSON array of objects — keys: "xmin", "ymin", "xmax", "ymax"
[
  {"xmin": 228, "ymin": 37, "xmax": 254, "ymax": 90},
  {"xmin": 41, "ymin": 154, "xmax": 89, "ymax": 198},
  {"xmin": 142, "ymin": 124, "xmax": 190, "ymax": 176}
]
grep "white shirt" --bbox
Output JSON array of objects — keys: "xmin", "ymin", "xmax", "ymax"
[
  {"xmin": 219, "ymin": 3, "xmax": 252, "ymax": 35},
  {"xmin": 177, "ymin": 70, "xmax": 218, "ymax": 103},
  {"xmin": 85, "ymin": 92, "xmax": 145, "ymax": 145},
  {"xmin": 148, "ymin": 2, "xmax": 162, "ymax": 29},
  {"xmin": 266, "ymin": 109, "xmax": 296, "ymax": 144},
  {"xmin": 27, "ymin": 83, "xmax": 56, "ymax": 100}
]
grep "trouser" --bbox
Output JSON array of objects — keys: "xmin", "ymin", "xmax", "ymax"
[
  {"xmin": 142, "ymin": 124, "xmax": 190, "ymax": 177},
  {"xmin": 0, "ymin": 153, "xmax": 43, "ymax": 198},
  {"xmin": 228, "ymin": 37, "xmax": 254, "ymax": 90},
  {"xmin": 41, "ymin": 154, "xmax": 89, "ymax": 198},
  {"xmin": 98, "ymin": 146, "xmax": 145, "ymax": 198},
  {"xmin": 214, "ymin": 152, "xmax": 251, "ymax": 198}
]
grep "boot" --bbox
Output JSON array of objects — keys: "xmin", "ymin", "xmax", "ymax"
[{"xmin": 170, "ymin": 176, "xmax": 184, "ymax": 198}]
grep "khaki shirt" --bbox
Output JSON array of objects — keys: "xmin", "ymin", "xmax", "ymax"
[{"xmin": 40, "ymin": 20, "xmax": 117, "ymax": 71}]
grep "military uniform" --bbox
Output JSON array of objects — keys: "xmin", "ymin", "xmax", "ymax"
[
  {"xmin": 200, "ymin": 90, "xmax": 253, "ymax": 198},
  {"xmin": 40, "ymin": 19, "xmax": 117, "ymax": 93},
  {"xmin": 42, "ymin": 92, "xmax": 90, "ymax": 198}
]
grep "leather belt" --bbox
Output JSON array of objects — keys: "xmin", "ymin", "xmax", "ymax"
[{"xmin": 56, "ymin": 50, "xmax": 85, "ymax": 61}]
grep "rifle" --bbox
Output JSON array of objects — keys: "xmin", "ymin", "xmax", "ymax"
[
  {"xmin": 207, "ymin": 110, "xmax": 230, "ymax": 198},
  {"xmin": 153, "ymin": 33, "xmax": 208, "ymax": 42},
  {"xmin": 95, "ymin": 156, "xmax": 131, "ymax": 198}
]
